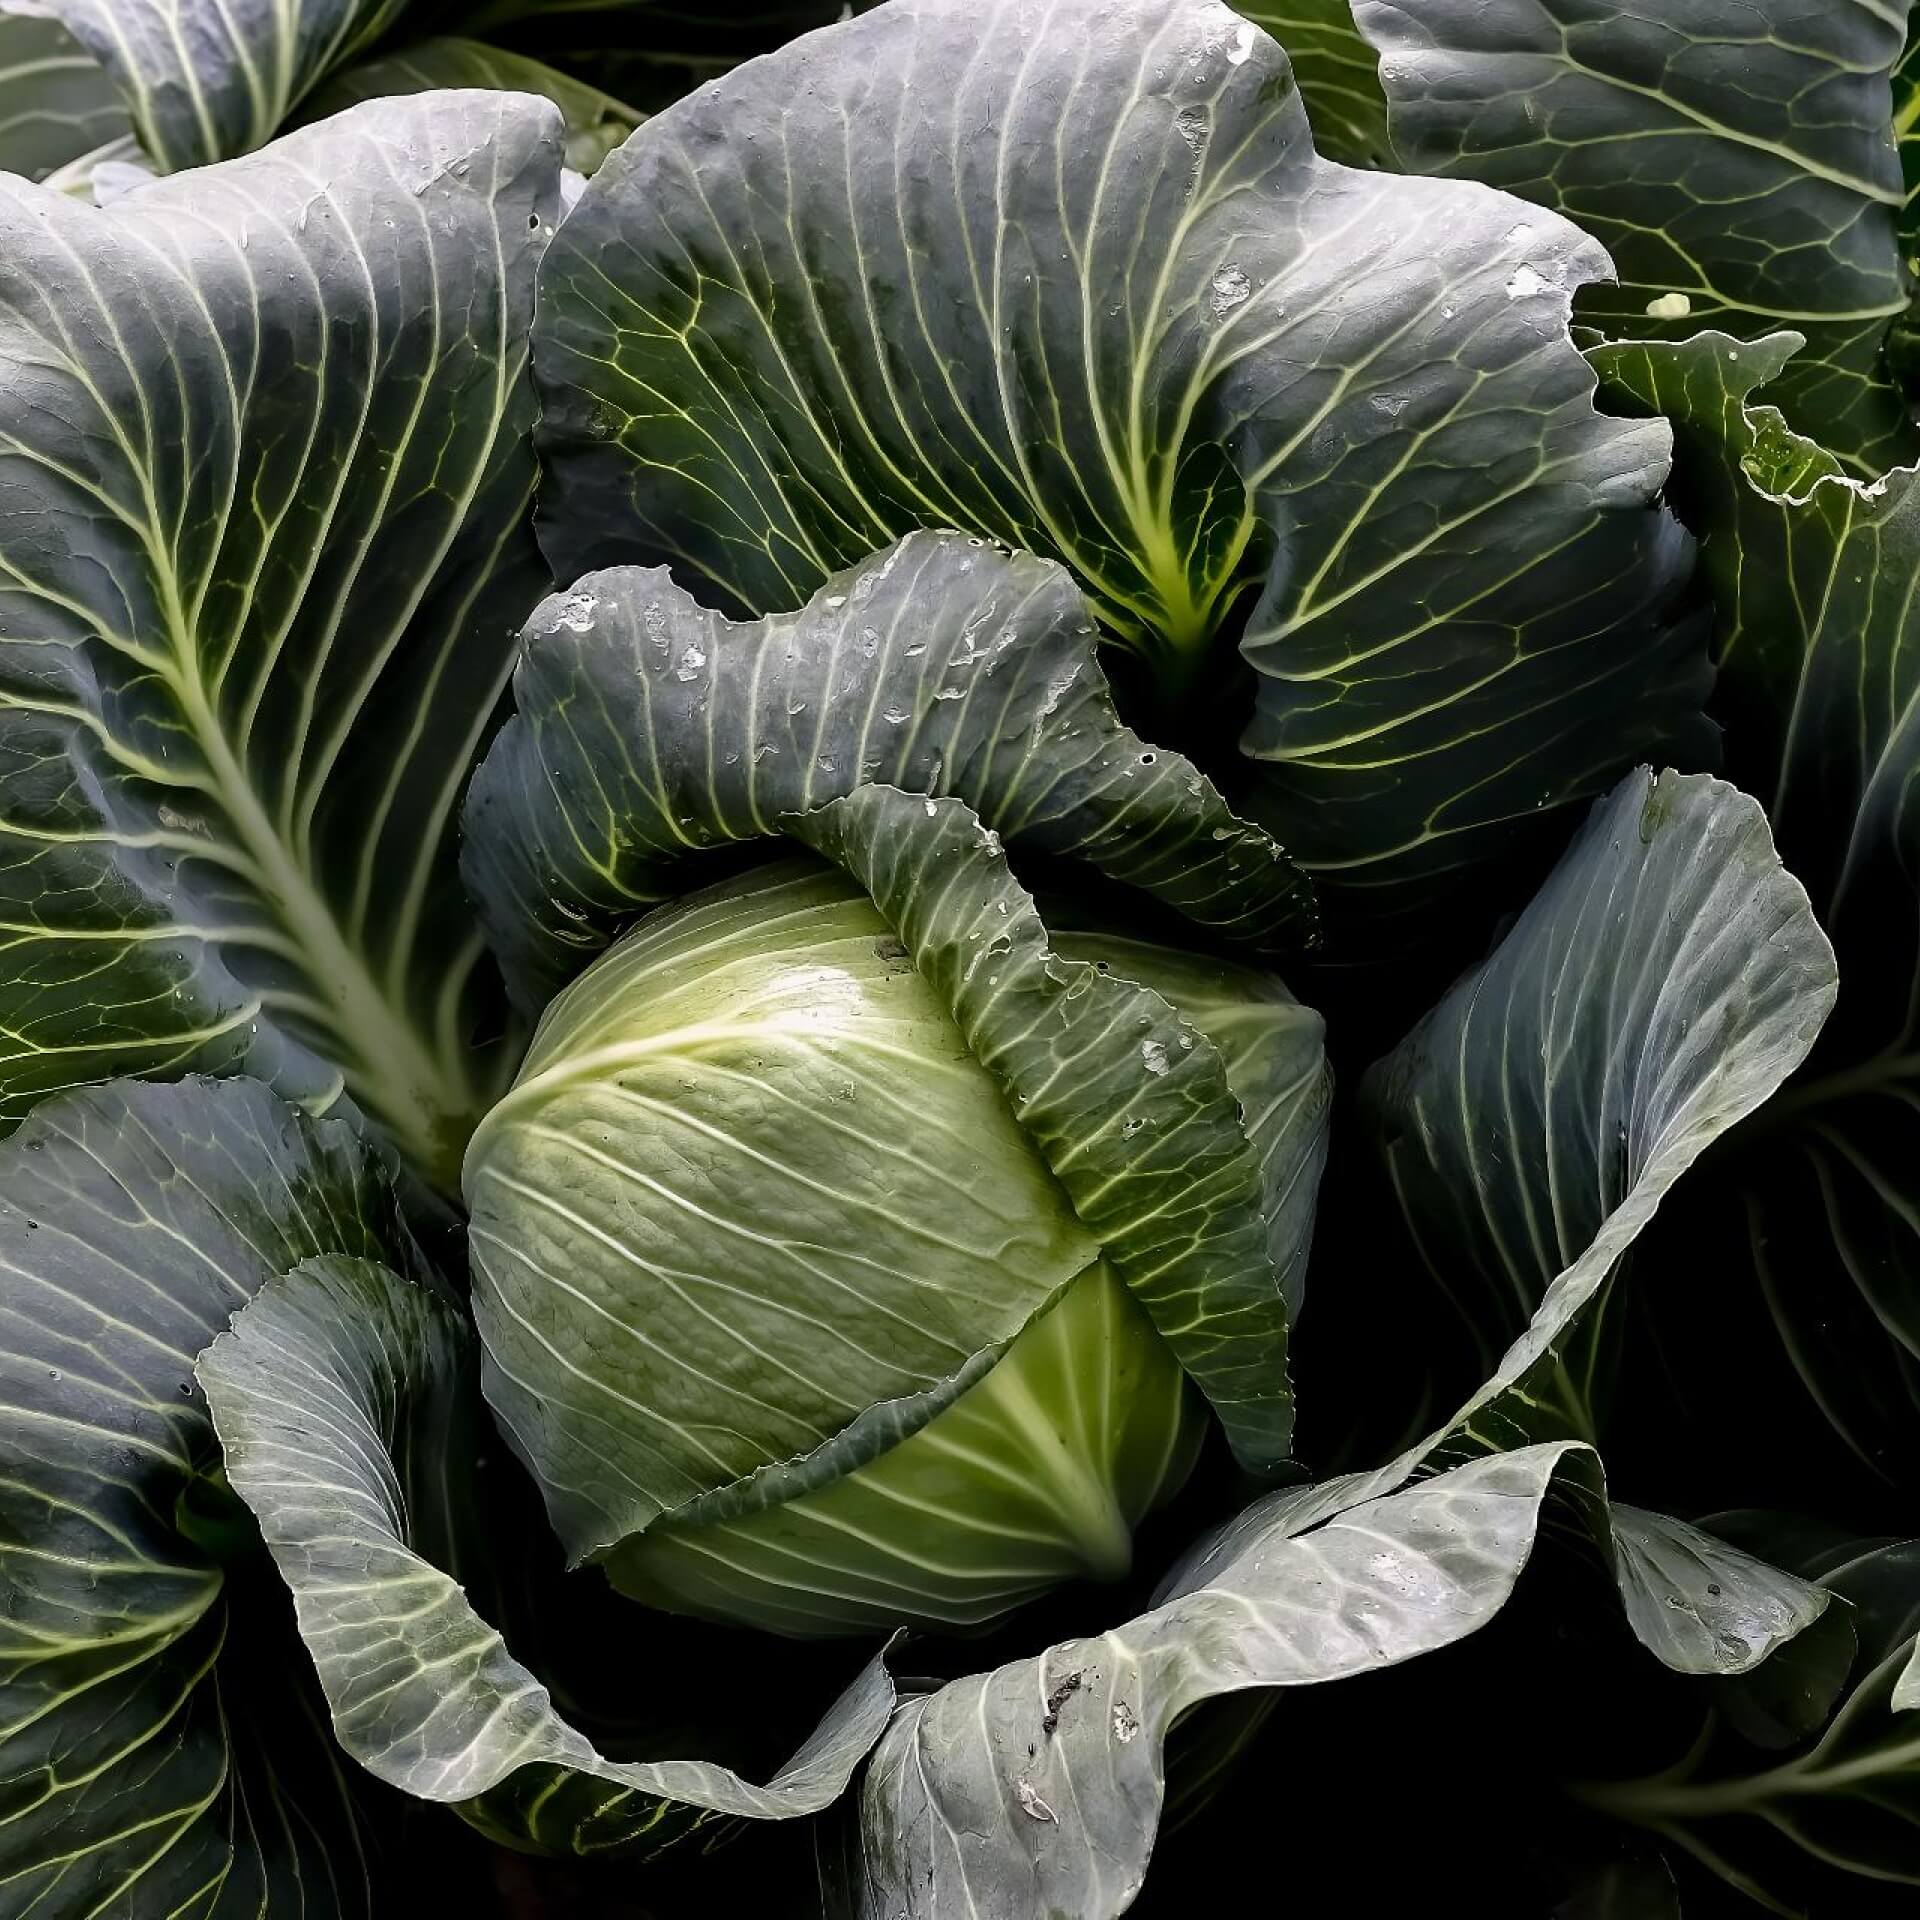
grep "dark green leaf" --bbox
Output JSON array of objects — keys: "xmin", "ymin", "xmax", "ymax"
[
  {"xmin": 1889, "ymin": 23, "xmax": 1920, "ymax": 394},
  {"xmin": 1357, "ymin": 0, "xmax": 1920, "ymax": 471},
  {"xmin": 198, "ymin": 1253, "xmax": 896, "ymax": 1860},
  {"xmin": 464, "ymin": 531, "xmax": 1313, "ymax": 1017},
  {"xmin": 1233, "ymin": 0, "xmax": 1391, "ymax": 165},
  {"xmin": 0, "ymin": 93, "xmax": 562, "ymax": 1187},
  {"xmin": 1362, "ymin": 768, "xmax": 1836, "ymax": 1669},
  {"xmin": 1591, "ymin": 331, "xmax": 1920, "ymax": 1483},
  {"xmin": 1576, "ymin": 1534, "xmax": 1920, "ymax": 1911},
  {"xmin": 1709, "ymin": 1575, "xmax": 1860, "ymax": 1751},
  {"xmin": 0, "ymin": 5, "xmax": 129, "ymax": 182},
  {"xmin": 792, "ymin": 785, "xmax": 1298, "ymax": 1469},
  {"xmin": 0, "ymin": 1076, "xmax": 417, "ymax": 1914},
  {"xmin": 531, "ymin": 0, "xmax": 1710, "ymax": 950},
  {"xmin": 1364, "ymin": 767, "xmax": 1833, "ymax": 1429},
  {"xmin": 24, "ymin": 0, "xmax": 404, "ymax": 171},
  {"xmin": 1051, "ymin": 919, "xmax": 1332, "ymax": 1319}
]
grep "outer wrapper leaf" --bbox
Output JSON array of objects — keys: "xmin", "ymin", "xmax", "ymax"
[
  {"xmin": 847, "ymin": 1443, "xmax": 1598, "ymax": 1918},
  {"xmin": 1365, "ymin": 768, "xmax": 1835, "ymax": 1427},
  {"xmin": 1356, "ymin": 0, "xmax": 1920, "ymax": 473},
  {"xmin": 1050, "ymin": 920, "xmax": 1332, "ymax": 1319},
  {"xmin": 531, "ymin": 0, "xmax": 1710, "ymax": 950},
  {"xmin": 793, "ymin": 786, "xmax": 1298, "ymax": 1469},
  {"xmin": 1235, "ymin": 0, "xmax": 1391, "ymax": 166},
  {"xmin": 464, "ymin": 529, "xmax": 1314, "ymax": 1017},
  {"xmin": 1578, "ymin": 1531, "xmax": 1920, "ymax": 1911},
  {"xmin": 0, "ymin": 1077, "xmax": 417, "ymax": 1915},
  {"xmin": 1361, "ymin": 768, "xmax": 1837, "ymax": 1668},
  {"xmin": 198, "ymin": 1254, "xmax": 896, "ymax": 1860},
  {"xmin": 0, "ymin": 4, "xmax": 128, "ymax": 181},
  {"xmin": 16, "ymin": 0, "xmax": 404, "ymax": 170},
  {"xmin": 296, "ymin": 36, "xmax": 641, "ymax": 175},
  {"xmin": 1592, "ymin": 331, "xmax": 1920, "ymax": 1483},
  {"xmin": 0, "ymin": 91, "xmax": 561, "ymax": 1187}
]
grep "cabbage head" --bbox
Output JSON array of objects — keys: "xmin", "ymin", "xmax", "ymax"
[{"xmin": 463, "ymin": 858, "xmax": 1325, "ymax": 1636}]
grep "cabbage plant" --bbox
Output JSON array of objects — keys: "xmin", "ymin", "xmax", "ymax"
[{"xmin": 0, "ymin": 1, "xmax": 1919, "ymax": 1917}]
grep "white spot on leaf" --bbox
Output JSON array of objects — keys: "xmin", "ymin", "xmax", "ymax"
[
  {"xmin": 1039, "ymin": 666, "xmax": 1080, "ymax": 718},
  {"xmin": 1645, "ymin": 291, "xmax": 1692, "ymax": 320},
  {"xmin": 552, "ymin": 592, "xmax": 596, "ymax": 633},
  {"xmin": 1505, "ymin": 264, "xmax": 1551, "ymax": 299},
  {"xmin": 1209, "ymin": 265, "xmax": 1252, "ymax": 316}
]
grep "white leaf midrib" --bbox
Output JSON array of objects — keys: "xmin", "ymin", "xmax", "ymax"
[{"xmin": 168, "ymin": 640, "xmax": 472, "ymax": 1180}]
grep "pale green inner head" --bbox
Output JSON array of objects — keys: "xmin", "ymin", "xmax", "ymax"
[{"xmin": 464, "ymin": 856, "xmax": 1312, "ymax": 1637}]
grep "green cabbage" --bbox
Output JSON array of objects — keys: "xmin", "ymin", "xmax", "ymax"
[{"xmin": 465, "ymin": 858, "xmax": 1324, "ymax": 1634}]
